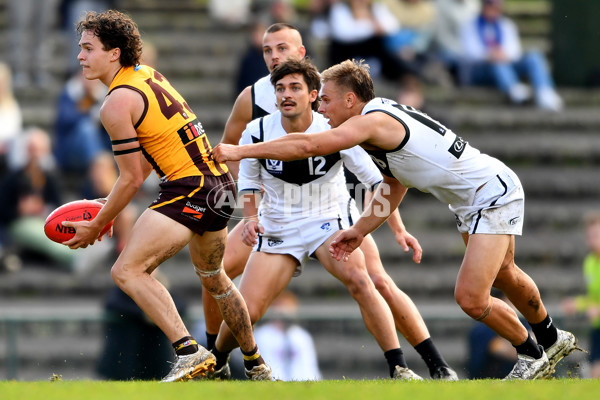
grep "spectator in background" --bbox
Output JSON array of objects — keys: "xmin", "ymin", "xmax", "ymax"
[
  {"xmin": 208, "ymin": 0, "xmax": 252, "ymax": 27},
  {"xmin": 382, "ymin": 0, "xmax": 451, "ymax": 87},
  {"xmin": 0, "ymin": 128, "xmax": 74, "ymax": 270},
  {"xmin": 324, "ymin": 0, "xmax": 424, "ymax": 107},
  {"xmin": 458, "ymin": 0, "xmax": 563, "ymax": 111},
  {"xmin": 254, "ymin": 291, "xmax": 322, "ymax": 381},
  {"xmin": 562, "ymin": 211, "xmax": 600, "ymax": 379},
  {"xmin": 431, "ymin": 0, "xmax": 480, "ymax": 84},
  {"xmin": 234, "ymin": 18, "xmax": 271, "ymax": 98},
  {"xmin": 7, "ymin": 0, "xmax": 60, "ymax": 88},
  {"xmin": 53, "ymin": 70, "xmax": 109, "ymax": 178},
  {"xmin": 0, "ymin": 62, "xmax": 23, "ymax": 176}
]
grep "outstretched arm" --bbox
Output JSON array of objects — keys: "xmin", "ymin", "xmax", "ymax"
[
  {"xmin": 364, "ymin": 187, "xmax": 422, "ymax": 264},
  {"xmin": 330, "ymin": 175, "xmax": 408, "ymax": 261},
  {"xmin": 212, "ymin": 114, "xmax": 375, "ymax": 163}
]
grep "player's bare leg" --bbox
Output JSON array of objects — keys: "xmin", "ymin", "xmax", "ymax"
[
  {"xmin": 316, "ymin": 233, "xmax": 421, "ymax": 379},
  {"xmin": 361, "ymin": 235, "xmax": 429, "ymax": 345},
  {"xmin": 111, "ymin": 209, "xmax": 216, "ymax": 381},
  {"xmin": 212, "ymin": 252, "xmax": 296, "ymax": 380},
  {"xmin": 189, "ymin": 227, "xmax": 257, "ymax": 354},
  {"xmin": 201, "ymin": 219, "xmax": 251, "ymax": 347},
  {"xmin": 111, "ymin": 209, "xmax": 196, "ymax": 341},
  {"xmin": 456, "ymin": 233, "xmax": 529, "ymax": 344},
  {"xmin": 457, "ymin": 233, "xmax": 552, "ymax": 380},
  {"xmin": 361, "ymin": 234, "xmax": 456, "ymax": 379}
]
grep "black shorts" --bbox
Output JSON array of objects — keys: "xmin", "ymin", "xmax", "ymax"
[{"xmin": 150, "ymin": 174, "xmax": 236, "ymax": 235}]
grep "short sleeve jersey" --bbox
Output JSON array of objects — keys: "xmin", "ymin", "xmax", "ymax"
[
  {"xmin": 361, "ymin": 98, "xmax": 505, "ymax": 209},
  {"xmin": 249, "ymin": 74, "xmax": 382, "ymax": 203},
  {"xmin": 108, "ymin": 65, "xmax": 228, "ymax": 181},
  {"xmin": 238, "ymin": 111, "xmax": 362, "ymax": 224}
]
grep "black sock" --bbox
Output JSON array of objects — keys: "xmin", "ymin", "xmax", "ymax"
[
  {"xmin": 172, "ymin": 336, "xmax": 199, "ymax": 356},
  {"xmin": 514, "ymin": 334, "xmax": 543, "ymax": 359},
  {"xmin": 414, "ymin": 338, "xmax": 449, "ymax": 376},
  {"xmin": 529, "ymin": 314, "xmax": 558, "ymax": 350},
  {"xmin": 241, "ymin": 345, "xmax": 265, "ymax": 370},
  {"xmin": 384, "ymin": 348, "xmax": 407, "ymax": 377},
  {"xmin": 212, "ymin": 346, "xmax": 232, "ymax": 370},
  {"xmin": 206, "ymin": 332, "xmax": 218, "ymax": 351}
]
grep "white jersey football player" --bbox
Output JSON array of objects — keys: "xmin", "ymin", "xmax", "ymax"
[
  {"xmin": 212, "ymin": 59, "xmax": 579, "ymax": 381},
  {"xmin": 207, "ymin": 23, "xmax": 458, "ymax": 380},
  {"xmin": 211, "ymin": 58, "xmax": 424, "ymax": 380}
]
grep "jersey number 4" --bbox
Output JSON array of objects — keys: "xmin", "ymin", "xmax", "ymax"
[{"xmin": 145, "ymin": 70, "xmax": 193, "ymax": 120}]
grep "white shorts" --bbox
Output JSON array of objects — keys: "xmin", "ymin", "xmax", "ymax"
[
  {"xmin": 450, "ymin": 168, "xmax": 524, "ymax": 235},
  {"xmin": 255, "ymin": 215, "xmax": 342, "ymax": 276},
  {"xmin": 339, "ymin": 195, "xmax": 360, "ymax": 229}
]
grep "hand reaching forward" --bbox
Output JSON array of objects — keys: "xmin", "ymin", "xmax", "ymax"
[
  {"xmin": 329, "ymin": 228, "xmax": 365, "ymax": 262},
  {"xmin": 212, "ymin": 143, "xmax": 241, "ymax": 163},
  {"xmin": 393, "ymin": 229, "xmax": 423, "ymax": 264},
  {"xmin": 241, "ymin": 220, "xmax": 264, "ymax": 247}
]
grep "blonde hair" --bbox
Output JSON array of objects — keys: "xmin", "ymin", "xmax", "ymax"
[{"xmin": 321, "ymin": 59, "xmax": 375, "ymax": 103}]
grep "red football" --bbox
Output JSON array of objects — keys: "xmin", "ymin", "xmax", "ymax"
[{"xmin": 44, "ymin": 199, "xmax": 114, "ymax": 244}]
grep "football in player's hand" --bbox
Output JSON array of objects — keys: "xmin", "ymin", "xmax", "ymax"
[{"xmin": 44, "ymin": 199, "xmax": 113, "ymax": 243}]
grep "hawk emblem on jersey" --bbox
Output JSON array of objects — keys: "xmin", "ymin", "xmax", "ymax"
[
  {"xmin": 267, "ymin": 238, "xmax": 284, "ymax": 247},
  {"xmin": 320, "ymin": 222, "xmax": 332, "ymax": 231},
  {"xmin": 266, "ymin": 159, "xmax": 283, "ymax": 172}
]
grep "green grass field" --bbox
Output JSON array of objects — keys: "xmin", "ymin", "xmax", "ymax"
[{"xmin": 1, "ymin": 379, "xmax": 599, "ymax": 400}]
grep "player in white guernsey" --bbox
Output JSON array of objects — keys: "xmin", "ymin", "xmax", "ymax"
[
  {"xmin": 209, "ymin": 23, "xmax": 458, "ymax": 380},
  {"xmin": 213, "ymin": 59, "xmax": 578, "ymax": 380},
  {"xmin": 211, "ymin": 58, "xmax": 423, "ymax": 380}
]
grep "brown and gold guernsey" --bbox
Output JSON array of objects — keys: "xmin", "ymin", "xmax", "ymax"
[{"xmin": 108, "ymin": 65, "xmax": 228, "ymax": 181}]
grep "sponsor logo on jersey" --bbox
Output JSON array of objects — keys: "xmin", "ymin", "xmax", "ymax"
[
  {"xmin": 177, "ymin": 119, "xmax": 205, "ymax": 145},
  {"xmin": 320, "ymin": 222, "xmax": 331, "ymax": 231},
  {"xmin": 266, "ymin": 159, "xmax": 283, "ymax": 173},
  {"xmin": 448, "ymin": 136, "xmax": 467, "ymax": 159},
  {"xmin": 268, "ymin": 238, "xmax": 283, "ymax": 247}
]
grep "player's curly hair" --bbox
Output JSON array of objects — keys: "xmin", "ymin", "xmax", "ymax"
[
  {"xmin": 321, "ymin": 59, "xmax": 375, "ymax": 103},
  {"xmin": 76, "ymin": 10, "xmax": 143, "ymax": 68},
  {"xmin": 270, "ymin": 58, "xmax": 321, "ymax": 111}
]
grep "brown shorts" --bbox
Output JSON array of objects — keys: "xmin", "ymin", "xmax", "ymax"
[{"xmin": 150, "ymin": 174, "xmax": 236, "ymax": 235}]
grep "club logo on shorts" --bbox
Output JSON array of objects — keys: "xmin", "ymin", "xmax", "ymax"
[
  {"xmin": 320, "ymin": 222, "xmax": 331, "ymax": 231},
  {"xmin": 455, "ymin": 214, "xmax": 462, "ymax": 227},
  {"xmin": 508, "ymin": 216, "xmax": 521, "ymax": 225},
  {"xmin": 267, "ymin": 238, "xmax": 283, "ymax": 247}
]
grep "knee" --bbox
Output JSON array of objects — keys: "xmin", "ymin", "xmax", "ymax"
[
  {"xmin": 454, "ymin": 286, "xmax": 490, "ymax": 320},
  {"xmin": 370, "ymin": 273, "xmax": 393, "ymax": 297},
  {"xmin": 344, "ymin": 271, "xmax": 373, "ymax": 298},
  {"xmin": 110, "ymin": 262, "xmax": 129, "ymax": 289}
]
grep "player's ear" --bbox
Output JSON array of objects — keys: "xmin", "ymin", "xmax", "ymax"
[
  {"xmin": 110, "ymin": 48, "xmax": 121, "ymax": 62},
  {"xmin": 345, "ymin": 92, "xmax": 356, "ymax": 108}
]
